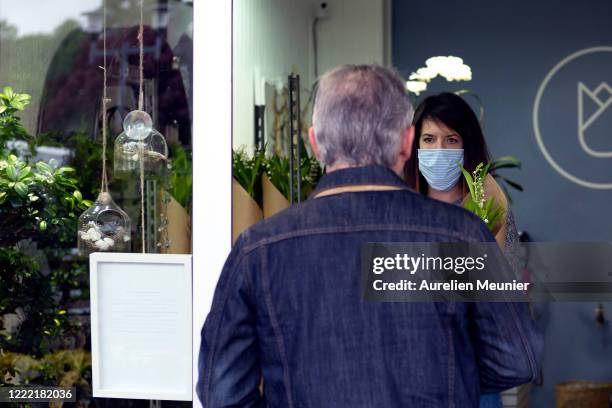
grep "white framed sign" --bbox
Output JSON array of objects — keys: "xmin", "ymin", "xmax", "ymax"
[{"xmin": 90, "ymin": 253, "xmax": 193, "ymax": 401}]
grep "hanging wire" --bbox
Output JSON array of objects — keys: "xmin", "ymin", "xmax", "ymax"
[
  {"xmin": 138, "ymin": 0, "xmax": 145, "ymax": 111},
  {"xmin": 100, "ymin": 0, "xmax": 109, "ymax": 193},
  {"xmin": 138, "ymin": 0, "xmax": 146, "ymax": 253}
]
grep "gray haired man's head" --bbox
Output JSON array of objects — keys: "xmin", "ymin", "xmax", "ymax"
[{"xmin": 310, "ymin": 64, "xmax": 414, "ymax": 170}]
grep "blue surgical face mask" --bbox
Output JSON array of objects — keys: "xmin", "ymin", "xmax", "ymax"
[{"xmin": 417, "ymin": 148, "xmax": 464, "ymax": 192}]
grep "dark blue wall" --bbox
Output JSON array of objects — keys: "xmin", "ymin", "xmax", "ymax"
[{"xmin": 392, "ymin": 1, "xmax": 612, "ymax": 405}]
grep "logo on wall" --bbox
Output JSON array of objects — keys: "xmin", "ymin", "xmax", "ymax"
[{"xmin": 533, "ymin": 46, "xmax": 612, "ymax": 189}]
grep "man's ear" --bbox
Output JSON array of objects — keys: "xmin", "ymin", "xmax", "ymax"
[
  {"xmin": 308, "ymin": 127, "xmax": 322, "ymax": 161},
  {"xmin": 399, "ymin": 126, "xmax": 415, "ymax": 161}
]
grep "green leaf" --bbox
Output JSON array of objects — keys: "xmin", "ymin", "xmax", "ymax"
[
  {"xmin": 14, "ymin": 93, "xmax": 31, "ymax": 104},
  {"xmin": 484, "ymin": 197, "xmax": 494, "ymax": 213},
  {"xmin": 463, "ymin": 200, "xmax": 477, "ymax": 213},
  {"xmin": 14, "ymin": 181, "xmax": 28, "ymax": 196},
  {"xmin": 488, "ymin": 207, "xmax": 505, "ymax": 230},
  {"xmin": 56, "ymin": 166, "xmax": 75, "ymax": 174},
  {"xmin": 459, "ymin": 164, "xmax": 476, "ymax": 199},
  {"xmin": 73, "ymin": 190, "xmax": 82, "ymax": 201},
  {"xmin": 35, "ymin": 161, "xmax": 53, "ymax": 174},
  {"xmin": 6, "ymin": 164, "xmax": 18, "ymax": 181},
  {"xmin": 491, "ymin": 155, "xmax": 521, "ymax": 168},
  {"xmin": 481, "ymin": 162, "xmax": 492, "ymax": 176},
  {"xmin": 496, "ymin": 175, "xmax": 524, "ymax": 192},
  {"xmin": 39, "ymin": 220, "xmax": 47, "ymax": 231},
  {"xmin": 490, "ymin": 161, "xmax": 521, "ymax": 171},
  {"xmin": 18, "ymin": 166, "xmax": 31, "ymax": 180},
  {"xmin": 3, "ymin": 86, "xmax": 14, "ymax": 99},
  {"xmin": 64, "ymin": 196, "xmax": 75, "ymax": 209}
]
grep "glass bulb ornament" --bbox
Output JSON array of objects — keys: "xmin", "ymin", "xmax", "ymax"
[
  {"xmin": 78, "ymin": 192, "xmax": 131, "ymax": 255},
  {"xmin": 114, "ymin": 110, "xmax": 169, "ymax": 178}
]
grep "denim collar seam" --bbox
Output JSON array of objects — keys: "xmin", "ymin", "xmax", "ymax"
[{"xmin": 239, "ymin": 224, "xmax": 475, "ymax": 255}]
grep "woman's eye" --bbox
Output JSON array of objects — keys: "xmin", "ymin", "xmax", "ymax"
[
  {"xmin": 422, "ymin": 136, "xmax": 434, "ymax": 143},
  {"xmin": 447, "ymin": 137, "xmax": 458, "ymax": 144}
]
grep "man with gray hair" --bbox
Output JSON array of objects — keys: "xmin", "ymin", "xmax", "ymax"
[
  {"xmin": 198, "ymin": 64, "xmax": 542, "ymax": 407},
  {"xmin": 309, "ymin": 64, "xmax": 414, "ymax": 173}
]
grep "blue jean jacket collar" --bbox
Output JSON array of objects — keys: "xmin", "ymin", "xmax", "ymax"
[{"xmin": 310, "ymin": 165, "xmax": 409, "ymax": 199}]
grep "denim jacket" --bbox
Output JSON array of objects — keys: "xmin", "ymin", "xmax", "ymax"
[{"xmin": 197, "ymin": 165, "xmax": 543, "ymax": 407}]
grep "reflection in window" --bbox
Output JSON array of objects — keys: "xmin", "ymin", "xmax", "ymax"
[{"xmin": 0, "ymin": 1, "xmax": 192, "ymax": 406}]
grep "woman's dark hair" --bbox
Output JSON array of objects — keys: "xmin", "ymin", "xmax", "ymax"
[{"xmin": 405, "ymin": 92, "xmax": 490, "ymax": 194}]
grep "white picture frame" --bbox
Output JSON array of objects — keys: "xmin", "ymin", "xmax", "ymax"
[{"xmin": 90, "ymin": 253, "xmax": 193, "ymax": 401}]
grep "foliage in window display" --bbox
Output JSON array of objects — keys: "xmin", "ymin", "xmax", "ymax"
[
  {"xmin": 0, "ymin": 88, "xmax": 93, "ymax": 400},
  {"xmin": 1, "ymin": 88, "xmax": 92, "ymax": 247},
  {"xmin": 232, "ymin": 143, "xmax": 323, "ymax": 204},
  {"xmin": 28, "ymin": 131, "xmax": 115, "ymax": 201},
  {"xmin": 169, "ymin": 143, "xmax": 193, "ymax": 210},
  {"xmin": 0, "ymin": 349, "xmax": 93, "ymax": 406},
  {"xmin": 263, "ymin": 146, "xmax": 323, "ymax": 202},
  {"xmin": 0, "ymin": 154, "xmax": 92, "ymax": 246},
  {"xmin": 232, "ymin": 147, "xmax": 266, "ymax": 204},
  {"xmin": 0, "ymin": 87, "xmax": 32, "ymax": 149}
]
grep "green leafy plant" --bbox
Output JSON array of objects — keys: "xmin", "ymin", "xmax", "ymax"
[
  {"xmin": 0, "ymin": 87, "xmax": 31, "ymax": 149},
  {"xmin": 264, "ymin": 151, "xmax": 322, "ymax": 202},
  {"xmin": 0, "ymin": 154, "xmax": 91, "ymax": 246},
  {"xmin": 169, "ymin": 143, "xmax": 193, "ymax": 210},
  {"xmin": 0, "ymin": 349, "xmax": 92, "ymax": 404},
  {"xmin": 300, "ymin": 150, "xmax": 323, "ymax": 199},
  {"xmin": 264, "ymin": 154, "xmax": 291, "ymax": 199},
  {"xmin": 0, "ymin": 89, "xmax": 90, "ymax": 358},
  {"xmin": 0, "ymin": 247, "xmax": 71, "ymax": 355},
  {"xmin": 460, "ymin": 162, "xmax": 505, "ymax": 231},
  {"xmin": 490, "ymin": 156, "xmax": 523, "ymax": 203},
  {"xmin": 233, "ymin": 148, "xmax": 265, "ymax": 204}
]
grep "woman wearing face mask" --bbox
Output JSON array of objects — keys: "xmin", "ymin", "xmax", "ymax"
[
  {"xmin": 405, "ymin": 93, "xmax": 520, "ymax": 408},
  {"xmin": 405, "ymin": 92, "xmax": 516, "ymax": 248}
]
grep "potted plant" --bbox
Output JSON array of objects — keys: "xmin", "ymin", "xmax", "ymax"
[
  {"xmin": 261, "ymin": 139, "xmax": 322, "ymax": 218},
  {"xmin": 262, "ymin": 154, "xmax": 291, "ymax": 218},
  {"xmin": 232, "ymin": 148, "xmax": 265, "ymax": 242}
]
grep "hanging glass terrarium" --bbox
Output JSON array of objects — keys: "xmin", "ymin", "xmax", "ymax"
[
  {"xmin": 114, "ymin": 110, "xmax": 168, "ymax": 178},
  {"xmin": 78, "ymin": 192, "xmax": 131, "ymax": 255}
]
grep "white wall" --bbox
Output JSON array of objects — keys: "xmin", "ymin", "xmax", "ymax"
[
  {"xmin": 193, "ymin": 1, "xmax": 232, "ymax": 406},
  {"xmin": 315, "ymin": 0, "xmax": 386, "ymax": 75},
  {"xmin": 233, "ymin": 0, "xmax": 313, "ymax": 150},
  {"xmin": 232, "ymin": 0, "xmax": 386, "ymax": 151}
]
